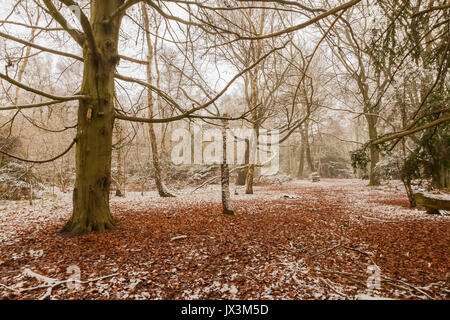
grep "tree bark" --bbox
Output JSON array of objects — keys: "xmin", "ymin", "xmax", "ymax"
[
  {"xmin": 221, "ymin": 118, "xmax": 234, "ymax": 215},
  {"xmin": 114, "ymin": 121, "xmax": 125, "ymax": 197},
  {"xmin": 244, "ymin": 9, "xmax": 265, "ymax": 195},
  {"xmin": 245, "ymin": 82, "xmax": 259, "ymax": 194},
  {"xmin": 245, "ymin": 70, "xmax": 259, "ymax": 195},
  {"xmin": 62, "ymin": 1, "xmax": 124, "ymax": 235},
  {"xmin": 303, "ymin": 121, "xmax": 315, "ymax": 173},
  {"xmin": 297, "ymin": 133, "xmax": 306, "ymax": 179},
  {"xmin": 236, "ymin": 138, "xmax": 249, "ymax": 185},
  {"xmin": 366, "ymin": 115, "xmax": 380, "ymax": 186}
]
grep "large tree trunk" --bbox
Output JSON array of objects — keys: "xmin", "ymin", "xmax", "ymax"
[
  {"xmin": 62, "ymin": 1, "xmax": 123, "ymax": 235},
  {"xmin": 142, "ymin": 4, "xmax": 174, "ymax": 198}
]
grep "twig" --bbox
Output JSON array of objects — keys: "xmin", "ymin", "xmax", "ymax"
[
  {"xmin": 310, "ymin": 243, "xmax": 377, "ymax": 267},
  {"xmin": 320, "ymin": 278, "xmax": 348, "ymax": 298},
  {"xmin": 171, "ymin": 235, "xmax": 188, "ymax": 241},
  {"xmin": 310, "ymin": 243, "xmax": 342, "ymax": 258},
  {"xmin": 381, "ymin": 275, "xmax": 434, "ymax": 299},
  {"xmin": 339, "ymin": 244, "xmax": 377, "ymax": 267},
  {"xmin": 315, "ymin": 269, "xmax": 435, "ymax": 299}
]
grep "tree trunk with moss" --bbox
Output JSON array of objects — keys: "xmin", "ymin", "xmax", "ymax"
[{"xmin": 62, "ymin": 1, "xmax": 123, "ymax": 235}]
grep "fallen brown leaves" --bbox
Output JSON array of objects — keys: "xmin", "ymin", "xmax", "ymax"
[{"xmin": 0, "ymin": 179, "xmax": 448, "ymax": 300}]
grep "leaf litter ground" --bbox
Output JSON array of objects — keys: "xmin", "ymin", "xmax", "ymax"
[{"xmin": 0, "ymin": 179, "xmax": 448, "ymax": 299}]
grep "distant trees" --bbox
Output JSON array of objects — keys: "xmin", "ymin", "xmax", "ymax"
[
  {"xmin": 349, "ymin": 0, "xmax": 449, "ymax": 199},
  {"xmin": 0, "ymin": 0, "xmax": 363, "ymax": 234}
]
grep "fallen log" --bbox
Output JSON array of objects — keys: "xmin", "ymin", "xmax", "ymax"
[{"xmin": 414, "ymin": 192, "xmax": 450, "ymax": 214}]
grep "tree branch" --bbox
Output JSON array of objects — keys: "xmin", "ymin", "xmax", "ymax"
[
  {"xmin": 0, "ymin": 31, "xmax": 83, "ymax": 61},
  {"xmin": 0, "ymin": 138, "xmax": 77, "ymax": 164},
  {"xmin": 42, "ymin": 0, "xmax": 85, "ymax": 46},
  {"xmin": 0, "ymin": 72, "xmax": 87, "ymax": 101},
  {"xmin": 372, "ymin": 115, "xmax": 450, "ymax": 145},
  {"xmin": 0, "ymin": 99, "xmax": 78, "ymax": 111}
]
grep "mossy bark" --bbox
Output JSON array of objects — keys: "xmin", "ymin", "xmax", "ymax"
[{"xmin": 62, "ymin": 1, "xmax": 123, "ymax": 236}]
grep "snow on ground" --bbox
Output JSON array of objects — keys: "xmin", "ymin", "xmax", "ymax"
[{"xmin": 0, "ymin": 179, "xmax": 448, "ymax": 300}]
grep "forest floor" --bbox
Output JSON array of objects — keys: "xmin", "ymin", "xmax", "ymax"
[{"xmin": 0, "ymin": 179, "xmax": 448, "ymax": 300}]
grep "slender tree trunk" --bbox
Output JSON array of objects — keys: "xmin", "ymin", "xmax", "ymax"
[
  {"xmin": 245, "ymin": 70, "xmax": 259, "ymax": 194},
  {"xmin": 404, "ymin": 179, "xmax": 416, "ymax": 208},
  {"xmin": 62, "ymin": 1, "xmax": 123, "ymax": 235},
  {"xmin": 244, "ymin": 10, "xmax": 265, "ymax": 195},
  {"xmin": 298, "ymin": 128, "xmax": 306, "ymax": 178},
  {"xmin": 142, "ymin": 4, "xmax": 174, "ymax": 197},
  {"xmin": 245, "ymin": 85, "xmax": 259, "ymax": 194},
  {"xmin": 14, "ymin": 10, "xmax": 39, "ymax": 105},
  {"xmin": 27, "ymin": 165, "xmax": 33, "ymax": 205},
  {"xmin": 152, "ymin": 14, "xmax": 169, "ymax": 177},
  {"xmin": 221, "ymin": 117, "xmax": 234, "ymax": 215},
  {"xmin": 303, "ymin": 122, "xmax": 315, "ymax": 173},
  {"xmin": 399, "ymin": 98, "xmax": 416, "ymax": 207},
  {"xmin": 115, "ymin": 122, "xmax": 124, "ymax": 197},
  {"xmin": 298, "ymin": 137, "xmax": 305, "ymax": 179},
  {"xmin": 367, "ymin": 115, "xmax": 380, "ymax": 186},
  {"xmin": 236, "ymin": 138, "xmax": 249, "ymax": 185},
  {"xmin": 245, "ymin": 124, "xmax": 258, "ymax": 194},
  {"xmin": 289, "ymin": 144, "xmax": 295, "ymax": 175}
]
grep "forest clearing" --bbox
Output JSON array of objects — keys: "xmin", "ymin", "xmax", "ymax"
[{"xmin": 0, "ymin": 179, "xmax": 448, "ymax": 300}]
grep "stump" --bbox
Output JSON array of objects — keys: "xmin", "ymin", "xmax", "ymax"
[{"xmin": 311, "ymin": 172, "xmax": 320, "ymax": 182}]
